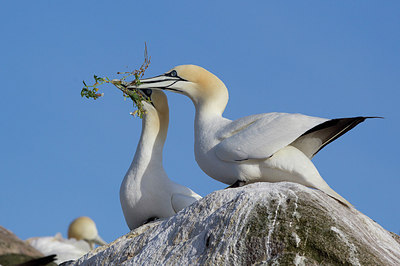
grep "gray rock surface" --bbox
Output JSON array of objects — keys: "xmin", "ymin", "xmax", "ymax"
[{"xmin": 69, "ymin": 182, "xmax": 400, "ymax": 265}]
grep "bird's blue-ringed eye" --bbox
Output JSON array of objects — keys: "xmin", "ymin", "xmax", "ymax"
[{"xmin": 169, "ymin": 70, "xmax": 177, "ymax": 77}]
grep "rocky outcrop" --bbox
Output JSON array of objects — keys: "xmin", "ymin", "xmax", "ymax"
[
  {"xmin": 69, "ymin": 182, "xmax": 400, "ymax": 265},
  {"xmin": 0, "ymin": 226, "xmax": 56, "ymax": 265}
]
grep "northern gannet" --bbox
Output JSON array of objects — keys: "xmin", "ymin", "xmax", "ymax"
[
  {"xmin": 26, "ymin": 216, "xmax": 106, "ymax": 264},
  {"xmin": 67, "ymin": 216, "xmax": 107, "ymax": 249},
  {"xmin": 119, "ymin": 89, "xmax": 202, "ymax": 230},
  {"xmin": 126, "ymin": 65, "xmax": 377, "ymax": 207}
]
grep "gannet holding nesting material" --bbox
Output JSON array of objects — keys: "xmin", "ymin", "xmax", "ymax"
[
  {"xmin": 119, "ymin": 89, "xmax": 202, "ymax": 230},
  {"xmin": 26, "ymin": 216, "xmax": 106, "ymax": 264},
  {"xmin": 126, "ymin": 65, "xmax": 377, "ymax": 207}
]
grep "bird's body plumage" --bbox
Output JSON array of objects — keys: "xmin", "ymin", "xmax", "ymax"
[
  {"xmin": 26, "ymin": 216, "xmax": 106, "ymax": 264},
  {"xmin": 120, "ymin": 90, "xmax": 201, "ymax": 230},
  {"xmin": 127, "ymin": 64, "xmax": 373, "ymax": 207},
  {"xmin": 27, "ymin": 233, "xmax": 91, "ymax": 264}
]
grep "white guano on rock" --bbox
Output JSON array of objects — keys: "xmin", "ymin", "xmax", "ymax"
[{"xmin": 67, "ymin": 182, "xmax": 400, "ymax": 265}]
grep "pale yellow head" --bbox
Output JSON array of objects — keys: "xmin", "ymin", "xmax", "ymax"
[
  {"xmin": 139, "ymin": 89, "xmax": 170, "ymax": 145},
  {"xmin": 67, "ymin": 216, "xmax": 106, "ymax": 248},
  {"xmin": 142, "ymin": 89, "xmax": 169, "ymax": 119},
  {"xmin": 131, "ymin": 65, "xmax": 229, "ymax": 115},
  {"xmin": 169, "ymin": 65, "xmax": 229, "ymax": 114}
]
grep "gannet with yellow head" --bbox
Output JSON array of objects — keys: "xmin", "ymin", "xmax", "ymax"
[
  {"xmin": 119, "ymin": 89, "xmax": 202, "ymax": 230},
  {"xmin": 67, "ymin": 216, "xmax": 107, "ymax": 249},
  {"xmin": 126, "ymin": 65, "xmax": 376, "ymax": 207},
  {"xmin": 26, "ymin": 216, "xmax": 106, "ymax": 264}
]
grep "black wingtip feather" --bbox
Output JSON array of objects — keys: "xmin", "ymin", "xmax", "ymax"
[
  {"xmin": 309, "ymin": 116, "xmax": 381, "ymax": 156},
  {"xmin": 17, "ymin": 254, "xmax": 57, "ymax": 266}
]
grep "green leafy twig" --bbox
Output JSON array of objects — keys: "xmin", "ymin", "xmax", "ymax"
[
  {"xmin": 111, "ymin": 79, "xmax": 147, "ymax": 118},
  {"xmin": 80, "ymin": 75, "xmax": 109, "ymax": 99},
  {"xmin": 81, "ymin": 43, "xmax": 151, "ymax": 118}
]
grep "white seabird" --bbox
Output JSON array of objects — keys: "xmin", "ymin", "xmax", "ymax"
[
  {"xmin": 126, "ymin": 64, "xmax": 377, "ymax": 207},
  {"xmin": 119, "ymin": 89, "xmax": 202, "ymax": 230},
  {"xmin": 26, "ymin": 216, "xmax": 106, "ymax": 264}
]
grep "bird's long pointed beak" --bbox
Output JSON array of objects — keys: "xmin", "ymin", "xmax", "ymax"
[
  {"xmin": 127, "ymin": 75, "xmax": 182, "ymax": 91},
  {"xmin": 92, "ymin": 234, "xmax": 107, "ymax": 246},
  {"xmin": 111, "ymin": 79, "xmax": 154, "ymax": 104}
]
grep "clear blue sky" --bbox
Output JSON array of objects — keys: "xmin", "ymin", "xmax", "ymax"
[{"xmin": 1, "ymin": 1, "xmax": 399, "ymax": 243}]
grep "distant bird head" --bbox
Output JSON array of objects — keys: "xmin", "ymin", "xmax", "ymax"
[
  {"xmin": 67, "ymin": 216, "xmax": 106, "ymax": 249},
  {"xmin": 129, "ymin": 65, "xmax": 229, "ymax": 115}
]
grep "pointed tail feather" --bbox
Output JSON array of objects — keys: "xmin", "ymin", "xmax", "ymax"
[{"xmin": 319, "ymin": 186, "xmax": 353, "ymax": 208}]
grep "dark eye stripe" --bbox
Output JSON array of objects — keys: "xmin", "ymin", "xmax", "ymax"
[{"xmin": 165, "ymin": 70, "xmax": 177, "ymax": 77}]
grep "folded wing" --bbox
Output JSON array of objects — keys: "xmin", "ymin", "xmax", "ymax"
[{"xmin": 215, "ymin": 113, "xmax": 328, "ymax": 162}]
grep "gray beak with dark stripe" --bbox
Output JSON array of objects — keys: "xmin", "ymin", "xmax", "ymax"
[{"xmin": 126, "ymin": 70, "xmax": 186, "ymax": 92}]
